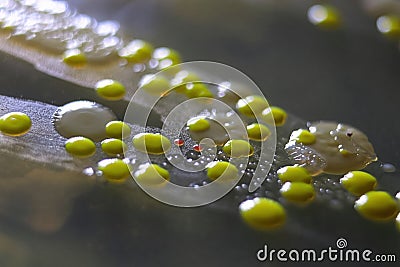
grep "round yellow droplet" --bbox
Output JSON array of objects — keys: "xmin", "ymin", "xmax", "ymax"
[
  {"xmin": 280, "ymin": 182, "xmax": 315, "ymax": 204},
  {"xmin": 246, "ymin": 123, "xmax": 271, "ymax": 141},
  {"xmin": 101, "ymin": 138, "xmax": 127, "ymax": 156},
  {"xmin": 340, "ymin": 171, "xmax": 377, "ymax": 196},
  {"xmin": 185, "ymin": 83, "xmax": 214, "ymax": 98},
  {"xmin": 65, "ymin": 136, "xmax": 96, "ymax": 158},
  {"xmin": 62, "ymin": 49, "xmax": 87, "ymax": 66},
  {"xmin": 134, "ymin": 163, "xmax": 170, "ymax": 186},
  {"xmin": 171, "ymin": 71, "xmax": 201, "ymax": 94},
  {"xmin": 105, "ymin": 121, "xmax": 131, "ymax": 139},
  {"xmin": 187, "ymin": 117, "xmax": 210, "ymax": 132},
  {"xmin": 98, "ymin": 158, "xmax": 131, "ymax": 183},
  {"xmin": 236, "ymin": 96, "xmax": 268, "ymax": 117},
  {"xmin": 95, "ymin": 79, "xmax": 126, "ymax": 101},
  {"xmin": 118, "ymin": 39, "xmax": 153, "ymax": 63},
  {"xmin": 354, "ymin": 191, "xmax": 399, "ymax": 221},
  {"xmin": 307, "ymin": 5, "xmax": 341, "ymax": 29},
  {"xmin": 133, "ymin": 133, "xmax": 171, "ymax": 155},
  {"xmin": 277, "ymin": 165, "xmax": 312, "ymax": 184},
  {"xmin": 139, "ymin": 75, "xmax": 170, "ymax": 96},
  {"xmin": 239, "ymin": 197, "xmax": 286, "ymax": 230},
  {"xmin": 376, "ymin": 15, "xmax": 400, "ymax": 39},
  {"xmin": 262, "ymin": 106, "xmax": 288, "ymax": 126},
  {"xmin": 290, "ymin": 129, "xmax": 316, "ymax": 145},
  {"xmin": 223, "ymin": 139, "xmax": 254, "ymax": 158},
  {"xmin": 0, "ymin": 112, "xmax": 31, "ymax": 136},
  {"xmin": 153, "ymin": 47, "xmax": 181, "ymax": 70},
  {"xmin": 206, "ymin": 161, "xmax": 238, "ymax": 181}
]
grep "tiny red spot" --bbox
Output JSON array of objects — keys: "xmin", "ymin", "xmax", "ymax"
[
  {"xmin": 193, "ymin": 144, "xmax": 202, "ymax": 152},
  {"xmin": 174, "ymin": 138, "xmax": 184, "ymax": 146}
]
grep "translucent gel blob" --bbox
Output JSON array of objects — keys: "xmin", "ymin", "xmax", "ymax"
[
  {"xmin": 53, "ymin": 100, "xmax": 116, "ymax": 142},
  {"xmin": 239, "ymin": 197, "xmax": 286, "ymax": 230},
  {"xmin": 0, "ymin": 112, "xmax": 32, "ymax": 136},
  {"xmin": 285, "ymin": 121, "xmax": 377, "ymax": 175}
]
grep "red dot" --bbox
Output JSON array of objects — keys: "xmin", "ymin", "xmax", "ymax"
[
  {"xmin": 174, "ymin": 138, "xmax": 184, "ymax": 146},
  {"xmin": 193, "ymin": 144, "xmax": 202, "ymax": 152}
]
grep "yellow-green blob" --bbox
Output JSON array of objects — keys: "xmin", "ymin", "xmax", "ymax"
[
  {"xmin": 236, "ymin": 96, "xmax": 268, "ymax": 117},
  {"xmin": 185, "ymin": 83, "xmax": 214, "ymax": 98},
  {"xmin": 376, "ymin": 15, "xmax": 400, "ymax": 39},
  {"xmin": 105, "ymin": 121, "xmax": 131, "ymax": 139},
  {"xmin": 246, "ymin": 123, "xmax": 271, "ymax": 141},
  {"xmin": 0, "ymin": 112, "xmax": 32, "ymax": 136},
  {"xmin": 153, "ymin": 47, "xmax": 181, "ymax": 70},
  {"xmin": 134, "ymin": 163, "xmax": 170, "ymax": 186},
  {"xmin": 262, "ymin": 106, "xmax": 287, "ymax": 126},
  {"xmin": 340, "ymin": 171, "xmax": 377, "ymax": 196},
  {"xmin": 355, "ymin": 191, "xmax": 399, "ymax": 221},
  {"xmin": 101, "ymin": 138, "xmax": 127, "ymax": 156},
  {"xmin": 65, "ymin": 136, "xmax": 96, "ymax": 158},
  {"xmin": 118, "ymin": 40, "xmax": 153, "ymax": 63},
  {"xmin": 139, "ymin": 75, "xmax": 170, "ymax": 96},
  {"xmin": 171, "ymin": 71, "xmax": 200, "ymax": 94},
  {"xmin": 62, "ymin": 49, "xmax": 87, "ymax": 66},
  {"xmin": 187, "ymin": 117, "xmax": 210, "ymax": 132},
  {"xmin": 307, "ymin": 5, "xmax": 341, "ymax": 29},
  {"xmin": 98, "ymin": 158, "xmax": 130, "ymax": 183},
  {"xmin": 277, "ymin": 165, "xmax": 312, "ymax": 184},
  {"xmin": 133, "ymin": 133, "xmax": 171, "ymax": 155},
  {"xmin": 280, "ymin": 182, "xmax": 315, "ymax": 204},
  {"xmin": 291, "ymin": 129, "xmax": 316, "ymax": 145},
  {"xmin": 206, "ymin": 161, "xmax": 239, "ymax": 181},
  {"xmin": 239, "ymin": 197, "xmax": 286, "ymax": 230},
  {"xmin": 223, "ymin": 140, "xmax": 254, "ymax": 158},
  {"xmin": 95, "ymin": 79, "xmax": 126, "ymax": 101}
]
